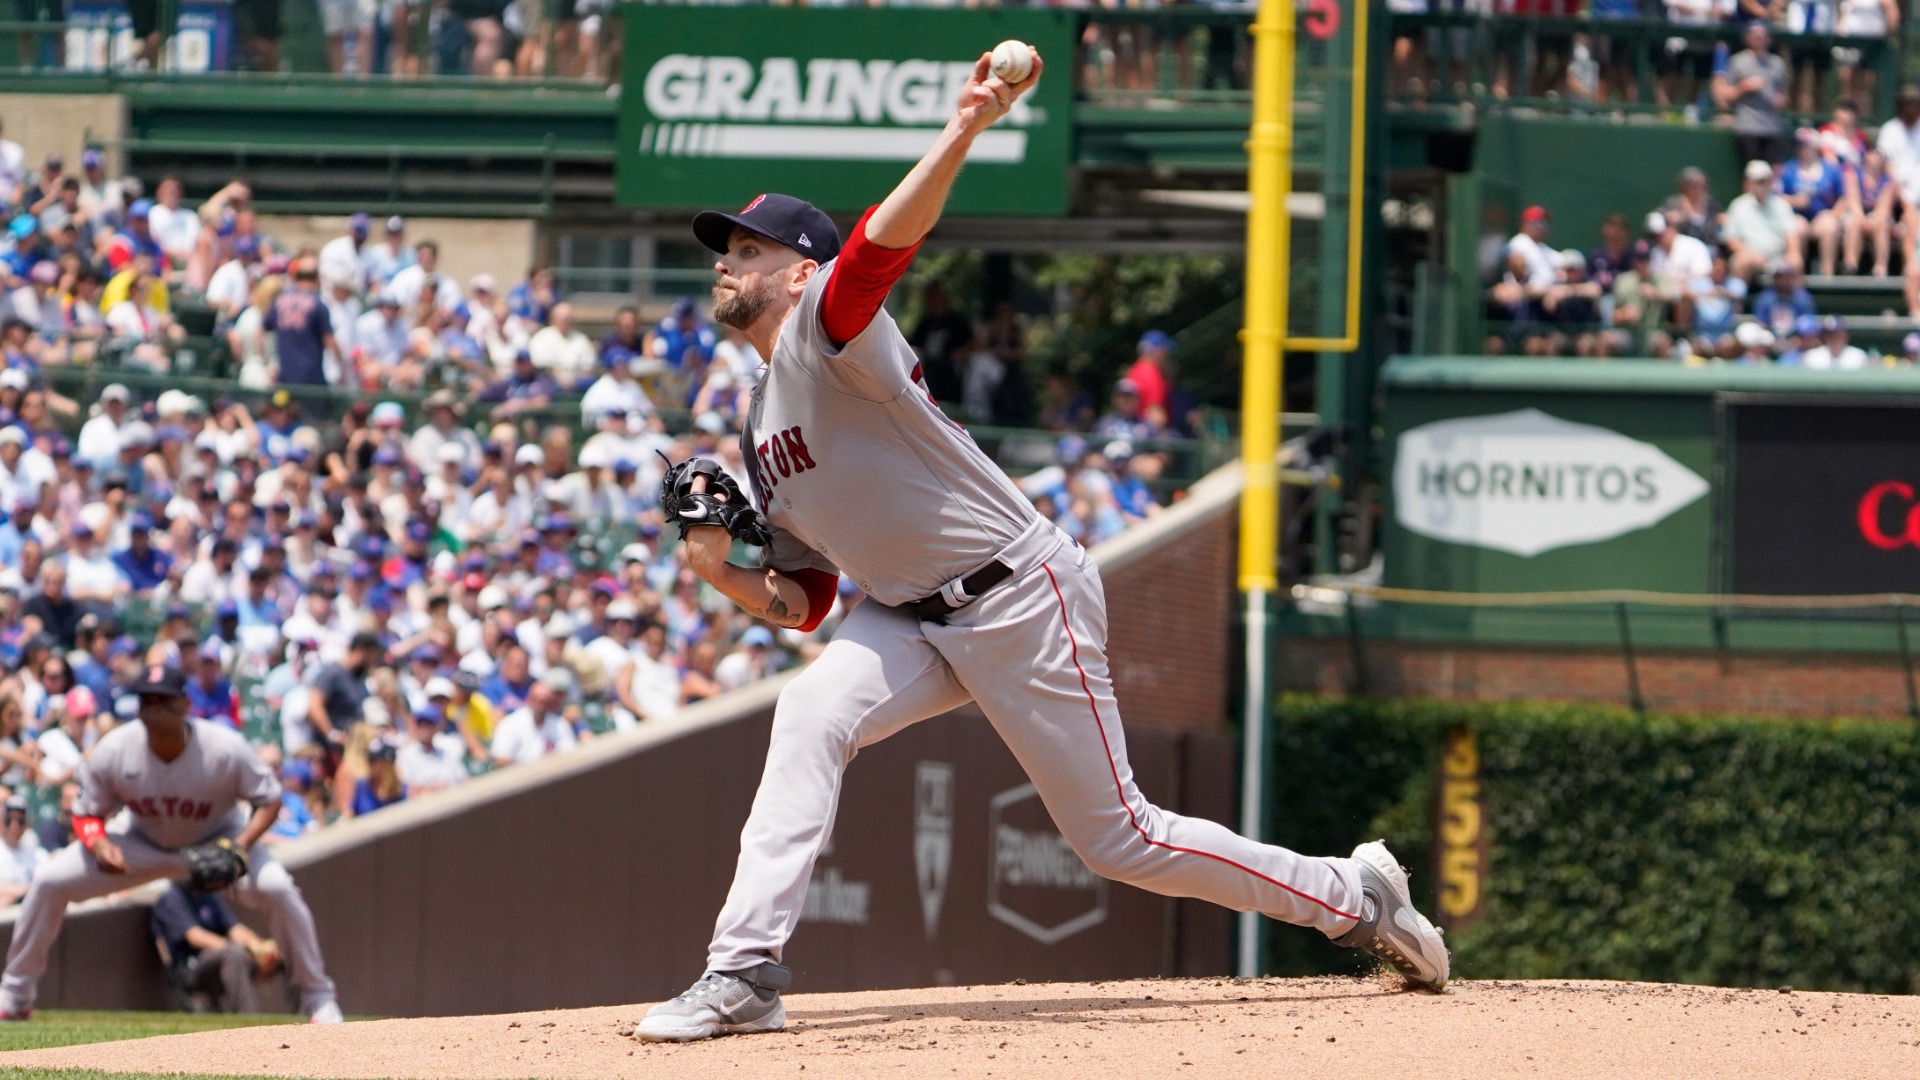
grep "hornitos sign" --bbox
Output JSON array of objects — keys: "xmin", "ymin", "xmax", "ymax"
[
  {"xmin": 616, "ymin": 10, "xmax": 1073, "ymax": 215},
  {"xmin": 1393, "ymin": 408, "xmax": 1708, "ymax": 557}
]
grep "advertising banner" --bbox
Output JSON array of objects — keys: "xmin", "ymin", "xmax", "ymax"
[
  {"xmin": 1730, "ymin": 399, "xmax": 1920, "ymax": 594},
  {"xmin": 1392, "ymin": 408, "xmax": 1710, "ymax": 559},
  {"xmin": 65, "ymin": 0, "xmax": 233, "ymax": 72},
  {"xmin": 615, "ymin": 8, "xmax": 1075, "ymax": 215}
]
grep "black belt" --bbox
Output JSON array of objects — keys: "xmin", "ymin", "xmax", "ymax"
[{"xmin": 909, "ymin": 560, "xmax": 1014, "ymax": 623}]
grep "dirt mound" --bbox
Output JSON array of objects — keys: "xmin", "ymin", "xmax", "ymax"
[{"xmin": 6, "ymin": 976, "xmax": 1918, "ymax": 1079}]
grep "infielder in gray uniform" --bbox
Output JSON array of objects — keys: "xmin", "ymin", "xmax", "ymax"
[
  {"xmin": 638, "ymin": 46, "xmax": 1449, "ymax": 1043},
  {"xmin": 0, "ymin": 665, "xmax": 341, "ymax": 1023}
]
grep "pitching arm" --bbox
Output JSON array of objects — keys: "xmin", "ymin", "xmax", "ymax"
[{"xmin": 864, "ymin": 48, "xmax": 1043, "ymax": 249}]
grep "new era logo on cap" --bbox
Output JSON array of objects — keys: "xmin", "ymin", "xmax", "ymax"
[{"xmin": 797, "ymin": 233, "xmax": 812, "ymax": 249}]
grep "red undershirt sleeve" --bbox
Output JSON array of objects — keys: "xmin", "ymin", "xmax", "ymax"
[
  {"xmin": 820, "ymin": 205, "xmax": 923, "ymax": 350},
  {"xmin": 771, "ymin": 567, "xmax": 840, "ymax": 634}
]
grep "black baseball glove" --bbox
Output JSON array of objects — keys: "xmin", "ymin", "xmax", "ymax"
[
  {"xmin": 181, "ymin": 837, "xmax": 250, "ymax": 893},
  {"xmin": 658, "ymin": 453, "xmax": 771, "ymax": 546}
]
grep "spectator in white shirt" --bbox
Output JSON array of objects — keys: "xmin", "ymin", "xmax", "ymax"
[
  {"xmin": 33, "ymin": 691, "xmax": 93, "ymax": 787},
  {"xmin": 203, "ymin": 235, "xmax": 260, "ymax": 322},
  {"xmin": 353, "ymin": 292, "xmax": 408, "ymax": 372},
  {"xmin": 386, "ymin": 240, "xmax": 462, "ymax": 320},
  {"xmin": 1489, "ymin": 206, "xmax": 1560, "ymax": 319},
  {"xmin": 1723, "ymin": 159, "xmax": 1799, "ymax": 279},
  {"xmin": 0, "ymin": 119, "xmax": 24, "ymax": 205},
  {"xmin": 714, "ymin": 625, "xmax": 780, "ymax": 692},
  {"xmin": 75, "ymin": 149, "xmax": 126, "ymax": 227},
  {"xmin": 579, "ymin": 354, "xmax": 654, "ymax": 427},
  {"xmin": 145, "ymin": 176, "xmax": 200, "ymax": 271},
  {"xmin": 613, "ymin": 618, "xmax": 681, "ymax": 728},
  {"xmin": 75, "ymin": 384, "xmax": 130, "ymax": 471},
  {"xmin": 528, "ymin": 302, "xmax": 596, "ymax": 391},
  {"xmin": 489, "ymin": 678, "xmax": 577, "ymax": 766},
  {"xmin": 62, "ymin": 521, "xmax": 125, "ymax": 606},
  {"xmin": 464, "ymin": 274, "xmax": 514, "ymax": 369},
  {"xmin": 0, "ymin": 797, "xmax": 44, "ymax": 907},
  {"xmin": 1796, "ymin": 317, "xmax": 1869, "ymax": 368},
  {"xmin": 318, "ymin": 213, "xmax": 370, "ymax": 293},
  {"xmin": 584, "ymin": 598, "xmax": 639, "ymax": 678},
  {"xmin": 396, "ymin": 704, "xmax": 466, "ymax": 794},
  {"xmin": 323, "ymin": 276, "xmax": 362, "ymax": 369},
  {"xmin": 1647, "ymin": 210, "xmax": 1714, "ymax": 328},
  {"xmin": 404, "ymin": 390, "xmax": 481, "ymax": 473}
]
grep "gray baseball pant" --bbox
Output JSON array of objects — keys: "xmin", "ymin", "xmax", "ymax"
[
  {"xmin": 707, "ymin": 537, "xmax": 1365, "ymax": 974},
  {"xmin": 0, "ymin": 829, "xmax": 336, "ymax": 1013}
]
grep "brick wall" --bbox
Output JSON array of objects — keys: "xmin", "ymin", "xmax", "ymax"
[
  {"xmin": 1278, "ymin": 636, "xmax": 1920, "ymax": 719},
  {"xmin": 1103, "ymin": 505, "xmax": 1238, "ymax": 734}
]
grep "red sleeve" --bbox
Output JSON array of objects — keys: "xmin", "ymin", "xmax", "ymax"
[
  {"xmin": 820, "ymin": 206, "xmax": 922, "ymax": 349},
  {"xmin": 771, "ymin": 567, "xmax": 840, "ymax": 633},
  {"xmin": 74, "ymin": 816, "xmax": 104, "ymax": 847}
]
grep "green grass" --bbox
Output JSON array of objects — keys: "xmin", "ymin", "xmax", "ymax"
[
  {"xmin": 0, "ymin": 1011, "xmax": 408, "ymax": 1080},
  {"xmin": 0, "ymin": 1010, "xmax": 299, "ymax": 1054},
  {"xmin": 0, "ymin": 1072, "xmax": 307, "ymax": 1079}
]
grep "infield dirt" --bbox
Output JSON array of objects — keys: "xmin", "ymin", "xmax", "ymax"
[{"xmin": 6, "ymin": 975, "xmax": 1918, "ymax": 1079}]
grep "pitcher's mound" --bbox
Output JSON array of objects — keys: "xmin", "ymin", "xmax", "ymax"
[{"xmin": 6, "ymin": 976, "xmax": 1918, "ymax": 1079}]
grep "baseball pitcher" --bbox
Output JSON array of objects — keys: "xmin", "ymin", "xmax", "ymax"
[
  {"xmin": 0, "ymin": 665, "xmax": 341, "ymax": 1023},
  {"xmin": 638, "ymin": 45, "xmax": 1448, "ymax": 1043}
]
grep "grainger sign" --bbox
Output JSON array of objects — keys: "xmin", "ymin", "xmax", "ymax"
[{"xmin": 616, "ymin": 9, "xmax": 1074, "ymax": 215}]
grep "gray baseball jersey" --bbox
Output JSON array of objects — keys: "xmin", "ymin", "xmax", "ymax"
[
  {"xmin": 742, "ymin": 261, "xmax": 1038, "ymax": 607},
  {"xmin": 75, "ymin": 720, "xmax": 280, "ymax": 850}
]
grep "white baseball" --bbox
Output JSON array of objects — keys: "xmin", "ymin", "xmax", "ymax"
[{"xmin": 990, "ymin": 40, "xmax": 1034, "ymax": 84}]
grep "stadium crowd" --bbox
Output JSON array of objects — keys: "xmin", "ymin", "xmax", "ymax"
[
  {"xmin": 1487, "ymin": 79, "xmax": 1920, "ymax": 361},
  {"xmin": 0, "ymin": 148, "xmax": 1180, "ymax": 899}
]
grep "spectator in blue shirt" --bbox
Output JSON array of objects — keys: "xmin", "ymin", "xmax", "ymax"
[
  {"xmin": 1779, "ymin": 129, "xmax": 1844, "ymax": 275},
  {"xmin": 507, "ymin": 265, "xmax": 557, "ymax": 326},
  {"xmin": 479, "ymin": 640, "xmax": 534, "ymax": 713},
  {"xmin": 1751, "ymin": 263, "xmax": 1817, "ymax": 339},
  {"xmin": 256, "ymin": 391, "xmax": 301, "ymax": 465},
  {"xmin": 264, "ymin": 261, "xmax": 337, "ymax": 386},
  {"xmin": 478, "ymin": 351, "xmax": 556, "ymax": 418},
  {"xmin": 271, "ymin": 760, "xmax": 319, "ymax": 841},
  {"xmin": 653, "ymin": 297, "xmax": 717, "ymax": 372},
  {"xmin": 1104, "ymin": 441, "xmax": 1161, "ymax": 523},
  {"xmin": 599, "ymin": 306, "xmax": 646, "ymax": 368},
  {"xmin": 70, "ymin": 614, "xmax": 115, "ymax": 707},
  {"xmin": 0, "ymin": 498, "xmax": 24, "ymax": 570},
  {"xmin": 110, "ymin": 512, "xmax": 171, "ymax": 594},
  {"xmin": 349, "ymin": 741, "xmax": 407, "ymax": 817},
  {"xmin": 186, "ymin": 652, "xmax": 234, "ymax": 724}
]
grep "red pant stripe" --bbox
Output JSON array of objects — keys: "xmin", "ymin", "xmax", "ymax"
[{"xmin": 1040, "ymin": 562, "xmax": 1360, "ymax": 923}]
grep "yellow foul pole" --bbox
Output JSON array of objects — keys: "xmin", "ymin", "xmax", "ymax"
[{"xmin": 1236, "ymin": 0, "xmax": 1294, "ymax": 977}]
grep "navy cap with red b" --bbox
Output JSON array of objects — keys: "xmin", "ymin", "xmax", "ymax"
[
  {"xmin": 131, "ymin": 664, "xmax": 188, "ymax": 698},
  {"xmin": 693, "ymin": 193, "xmax": 842, "ymax": 264}
]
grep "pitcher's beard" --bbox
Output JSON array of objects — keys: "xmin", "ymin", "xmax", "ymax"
[{"xmin": 713, "ymin": 277, "xmax": 778, "ymax": 330}]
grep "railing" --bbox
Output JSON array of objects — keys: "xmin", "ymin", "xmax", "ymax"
[
  {"xmin": 1287, "ymin": 581, "xmax": 1920, "ymax": 716},
  {"xmin": 1388, "ymin": 13, "xmax": 1900, "ymax": 121}
]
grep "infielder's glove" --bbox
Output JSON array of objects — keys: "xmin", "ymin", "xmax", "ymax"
[
  {"xmin": 658, "ymin": 453, "xmax": 771, "ymax": 546},
  {"xmin": 181, "ymin": 838, "xmax": 250, "ymax": 893}
]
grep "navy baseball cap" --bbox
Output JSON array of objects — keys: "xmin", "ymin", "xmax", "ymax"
[
  {"xmin": 130, "ymin": 663, "xmax": 188, "ymax": 698},
  {"xmin": 693, "ymin": 193, "xmax": 841, "ymax": 263}
]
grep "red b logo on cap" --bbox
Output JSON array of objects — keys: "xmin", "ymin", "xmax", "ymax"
[
  {"xmin": 741, "ymin": 194, "xmax": 766, "ymax": 214},
  {"xmin": 148, "ymin": 665, "xmax": 163, "ymax": 683}
]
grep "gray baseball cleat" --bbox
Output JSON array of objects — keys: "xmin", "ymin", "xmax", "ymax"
[
  {"xmin": 1334, "ymin": 840, "xmax": 1451, "ymax": 992},
  {"xmin": 636, "ymin": 961, "xmax": 791, "ymax": 1042}
]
